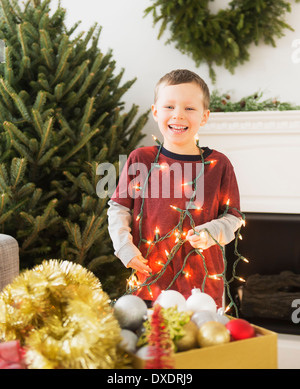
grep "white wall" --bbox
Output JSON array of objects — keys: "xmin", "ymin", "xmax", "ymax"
[{"xmin": 59, "ymin": 0, "xmax": 300, "ymax": 146}]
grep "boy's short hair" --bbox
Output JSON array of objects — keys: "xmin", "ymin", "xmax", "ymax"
[{"xmin": 154, "ymin": 69, "xmax": 210, "ymax": 110}]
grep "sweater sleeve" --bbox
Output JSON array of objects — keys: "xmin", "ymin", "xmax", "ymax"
[
  {"xmin": 195, "ymin": 214, "xmax": 243, "ymax": 249},
  {"xmin": 107, "ymin": 199, "xmax": 142, "ymax": 267}
]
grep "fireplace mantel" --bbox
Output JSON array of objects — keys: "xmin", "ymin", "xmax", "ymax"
[{"xmin": 199, "ymin": 110, "xmax": 300, "ymax": 214}]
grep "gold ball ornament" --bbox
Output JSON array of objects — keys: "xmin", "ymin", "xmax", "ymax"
[
  {"xmin": 0, "ymin": 260, "xmax": 124, "ymax": 369},
  {"xmin": 197, "ymin": 321, "xmax": 230, "ymax": 348},
  {"xmin": 175, "ymin": 320, "xmax": 198, "ymax": 351}
]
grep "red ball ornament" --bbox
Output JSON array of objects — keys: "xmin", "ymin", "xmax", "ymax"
[{"xmin": 225, "ymin": 319, "xmax": 255, "ymax": 340}]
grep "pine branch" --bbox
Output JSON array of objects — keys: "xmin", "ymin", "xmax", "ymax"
[
  {"xmin": 36, "ymin": 116, "xmax": 53, "ymax": 161},
  {"xmin": 3, "ymin": 121, "xmax": 30, "ymax": 148},
  {"xmin": 10, "ymin": 157, "xmax": 26, "ymax": 188},
  {"xmin": 0, "ymin": 0, "xmax": 17, "ymax": 35},
  {"xmin": 60, "ymin": 128, "xmax": 99, "ymax": 164}
]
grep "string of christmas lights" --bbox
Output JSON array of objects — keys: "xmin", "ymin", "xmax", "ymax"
[{"xmin": 125, "ymin": 137, "xmax": 247, "ymax": 316}]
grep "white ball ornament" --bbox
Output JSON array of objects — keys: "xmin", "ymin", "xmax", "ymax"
[
  {"xmin": 191, "ymin": 310, "xmax": 217, "ymax": 328},
  {"xmin": 113, "ymin": 295, "xmax": 147, "ymax": 330},
  {"xmin": 186, "ymin": 288, "xmax": 217, "ymax": 313},
  {"xmin": 154, "ymin": 290, "xmax": 187, "ymax": 311}
]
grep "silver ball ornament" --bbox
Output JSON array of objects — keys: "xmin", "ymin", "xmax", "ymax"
[
  {"xmin": 215, "ymin": 309, "xmax": 230, "ymax": 325},
  {"xmin": 114, "ymin": 295, "xmax": 147, "ymax": 330},
  {"xmin": 119, "ymin": 329, "xmax": 138, "ymax": 354}
]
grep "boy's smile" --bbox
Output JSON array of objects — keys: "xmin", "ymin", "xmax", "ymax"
[
  {"xmin": 151, "ymin": 82, "xmax": 210, "ymax": 155},
  {"xmin": 168, "ymin": 124, "xmax": 188, "ymax": 133}
]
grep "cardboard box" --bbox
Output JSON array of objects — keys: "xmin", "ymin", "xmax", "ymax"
[{"xmin": 132, "ymin": 323, "xmax": 277, "ymax": 369}]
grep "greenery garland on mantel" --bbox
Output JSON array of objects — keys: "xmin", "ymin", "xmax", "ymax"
[
  {"xmin": 145, "ymin": 0, "xmax": 300, "ymax": 83},
  {"xmin": 210, "ymin": 90, "xmax": 300, "ymax": 112}
]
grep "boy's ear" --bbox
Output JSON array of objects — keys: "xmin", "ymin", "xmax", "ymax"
[
  {"xmin": 151, "ymin": 104, "xmax": 158, "ymax": 122},
  {"xmin": 200, "ymin": 109, "xmax": 210, "ymax": 127}
]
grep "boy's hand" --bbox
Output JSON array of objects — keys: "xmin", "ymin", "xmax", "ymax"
[
  {"xmin": 127, "ymin": 255, "xmax": 152, "ymax": 275},
  {"xmin": 186, "ymin": 229, "xmax": 208, "ymax": 249}
]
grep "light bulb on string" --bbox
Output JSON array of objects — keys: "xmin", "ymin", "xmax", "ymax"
[
  {"xmin": 206, "ymin": 160, "xmax": 216, "ymax": 165},
  {"xmin": 148, "ymin": 287, "xmax": 153, "ymax": 298},
  {"xmin": 127, "ymin": 273, "xmax": 140, "ymax": 289},
  {"xmin": 209, "ymin": 274, "xmax": 221, "ymax": 280},
  {"xmin": 159, "ymin": 162, "xmax": 168, "ymax": 170},
  {"xmin": 154, "ymin": 226, "xmax": 160, "ymax": 240},
  {"xmin": 133, "ymin": 183, "xmax": 141, "ymax": 191},
  {"xmin": 170, "ymin": 204, "xmax": 182, "ymax": 212},
  {"xmin": 152, "ymin": 134, "xmax": 162, "ymax": 145},
  {"xmin": 235, "ymin": 276, "xmax": 246, "ymax": 283},
  {"xmin": 183, "ymin": 271, "xmax": 191, "ymax": 279},
  {"xmin": 200, "ymin": 231, "xmax": 206, "ymax": 239},
  {"xmin": 225, "ymin": 305, "xmax": 232, "ymax": 314},
  {"xmin": 241, "ymin": 256, "xmax": 249, "ymax": 263},
  {"xmin": 182, "ymin": 181, "xmax": 193, "ymax": 187}
]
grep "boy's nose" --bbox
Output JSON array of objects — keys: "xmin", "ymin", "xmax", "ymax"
[{"xmin": 172, "ymin": 108, "xmax": 185, "ymax": 120}]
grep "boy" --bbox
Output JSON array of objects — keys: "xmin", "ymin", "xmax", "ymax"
[{"xmin": 108, "ymin": 69, "xmax": 242, "ymax": 308}]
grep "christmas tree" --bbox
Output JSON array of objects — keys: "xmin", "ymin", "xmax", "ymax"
[{"xmin": 0, "ymin": 0, "xmax": 148, "ymax": 298}]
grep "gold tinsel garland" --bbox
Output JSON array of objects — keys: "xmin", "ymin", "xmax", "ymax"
[{"xmin": 0, "ymin": 260, "xmax": 125, "ymax": 369}]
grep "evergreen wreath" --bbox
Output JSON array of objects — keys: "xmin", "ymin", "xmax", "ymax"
[{"xmin": 145, "ymin": 0, "xmax": 300, "ymax": 82}]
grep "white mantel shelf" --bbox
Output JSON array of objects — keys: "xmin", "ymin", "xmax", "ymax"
[
  {"xmin": 203, "ymin": 110, "xmax": 300, "ymax": 134},
  {"xmin": 199, "ymin": 110, "xmax": 300, "ymax": 214}
]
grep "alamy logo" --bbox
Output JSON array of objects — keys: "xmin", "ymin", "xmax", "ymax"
[
  {"xmin": 291, "ymin": 299, "xmax": 300, "ymax": 324},
  {"xmin": 96, "ymin": 155, "xmax": 205, "ymax": 209}
]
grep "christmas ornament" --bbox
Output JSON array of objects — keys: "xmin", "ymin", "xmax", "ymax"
[
  {"xmin": 138, "ymin": 306, "xmax": 189, "ymax": 348},
  {"xmin": 144, "ymin": 304, "xmax": 174, "ymax": 369},
  {"xmin": 197, "ymin": 321, "xmax": 230, "ymax": 348},
  {"xmin": 114, "ymin": 295, "xmax": 147, "ymax": 331},
  {"xmin": 135, "ymin": 345, "xmax": 152, "ymax": 360},
  {"xmin": 0, "ymin": 260, "xmax": 123, "ymax": 369},
  {"xmin": 226, "ymin": 319, "xmax": 255, "ymax": 341},
  {"xmin": 215, "ymin": 308, "xmax": 230, "ymax": 325},
  {"xmin": 154, "ymin": 290, "xmax": 187, "ymax": 311},
  {"xmin": 174, "ymin": 320, "xmax": 198, "ymax": 352},
  {"xmin": 186, "ymin": 288, "xmax": 216, "ymax": 313},
  {"xmin": 191, "ymin": 310, "xmax": 217, "ymax": 328},
  {"xmin": 119, "ymin": 329, "xmax": 138, "ymax": 354}
]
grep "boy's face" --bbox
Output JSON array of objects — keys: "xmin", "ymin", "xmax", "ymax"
[{"xmin": 151, "ymin": 82, "xmax": 210, "ymax": 153}]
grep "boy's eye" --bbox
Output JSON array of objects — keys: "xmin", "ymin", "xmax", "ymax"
[
  {"xmin": 186, "ymin": 107, "xmax": 195, "ymax": 111},
  {"xmin": 164, "ymin": 106, "xmax": 173, "ymax": 109}
]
